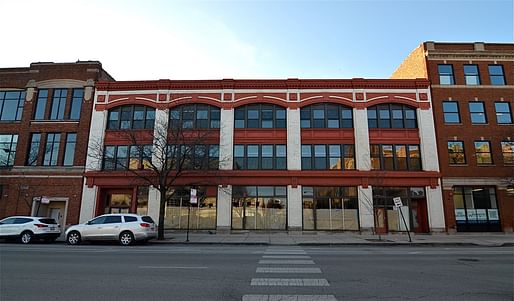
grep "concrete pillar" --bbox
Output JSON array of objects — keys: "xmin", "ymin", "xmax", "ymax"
[
  {"xmin": 85, "ymin": 109, "xmax": 108, "ymax": 171},
  {"xmin": 151, "ymin": 108, "xmax": 169, "ymax": 170},
  {"xmin": 358, "ymin": 186, "xmax": 375, "ymax": 231},
  {"xmin": 287, "ymin": 185, "xmax": 302, "ymax": 230},
  {"xmin": 354, "ymin": 108, "xmax": 371, "ymax": 171},
  {"xmin": 426, "ymin": 183, "xmax": 446, "ymax": 232},
  {"xmin": 417, "ymin": 109, "xmax": 440, "ymax": 171},
  {"xmin": 219, "ymin": 109, "xmax": 234, "ymax": 170},
  {"xmin": 79, "ymin": 184, "xmax": 97, "ymax": 223},
  {"xmin": 217, "ymin": 185, "xmax": 232, "ymax": 231},
  {"xmin": 287, "ymin": 108, "xmax": 301, "ymax": 170},
  {"xmin": 147, "ymin": 186, "xmax": 161, "ymax": 223}
]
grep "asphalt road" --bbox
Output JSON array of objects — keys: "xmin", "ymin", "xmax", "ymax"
[{"xmin": 0, "ymin": 243, "xmax": 512, "ymax": 301}]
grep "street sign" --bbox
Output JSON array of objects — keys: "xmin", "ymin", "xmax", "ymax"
[
  {"xmin": 190, "ymin": 188, "xmax": 197, "ymax": 204},
  {"xmin": 393, "ymin": 197, "xmax": 403, "ymax": 208},
  {"xmin": 41, "ymin": 197, "xmax": 50, "ymax": 204}
]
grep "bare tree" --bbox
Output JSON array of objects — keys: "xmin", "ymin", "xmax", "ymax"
[{"xmin": 88, "ymin": 119, "xmax": 224, "ymax": 240}]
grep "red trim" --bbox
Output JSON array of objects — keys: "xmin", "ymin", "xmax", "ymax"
[
  {"xmin": 104, "ymin": 130, "xmax": 155, "ymax": 145},
  {"xmin": 301, "ymin": 129, "xmax": 354, "ymax": 144},
  {"xmin": 299, "ymin": 93, "xmax": 354, "ymax": 108},
  {"xmin": 233, "ymin": 93, "xmax": 288, "ymax": 108},
  {"xmin": 368, "ymin": 129, "xmax": 420, "ymax": 144},
  {"xmin": 234, "ymin": 129, "xmax": 287, "ymax": 143}
]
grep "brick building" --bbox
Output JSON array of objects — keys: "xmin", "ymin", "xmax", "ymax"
[
  {"xmin": 0, "ymin": 62, "xmax": 114, "ymax": 229},
  {"xmin": 392, "ymin": 42, "xmax": 514, "ymax": 232},
  {"xmin": 80, "ymin": 78, "xmax": 445, "ymax": 233}
]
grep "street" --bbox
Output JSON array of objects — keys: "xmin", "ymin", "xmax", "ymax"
[{"xmin": 0, "ymin": 243, "xmax": 512, "ymax": 301}]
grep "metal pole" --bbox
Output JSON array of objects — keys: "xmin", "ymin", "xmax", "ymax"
[
  {"xmin": 186, "ymin": 203, "xmax": 191, "ymax": 242},
  {"xmin": 399, "ymin": 207, "xmax": 412, "ymax": 242}
]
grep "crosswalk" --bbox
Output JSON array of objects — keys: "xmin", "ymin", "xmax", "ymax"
[{"xmin": 242, "ymin": 246, "xmax": 339, "ymax": 301}]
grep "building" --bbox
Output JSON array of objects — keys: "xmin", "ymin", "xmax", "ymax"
[
  {"xmin": 80, "ymin": 78, "xmax": 445, "ymax": 233},
  {"xmin": 0, "ymin": 61, "xmax": 114, "ymax": 229},
  {"xmin": 392, "ymin": 42, "xmax": 514, "ymax": 232}
]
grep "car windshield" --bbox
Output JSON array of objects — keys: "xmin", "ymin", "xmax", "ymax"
[
  {"xmin": 39, "ymin": 218, "xmax": 57, "ymax": 224},
  {"xmin": 142, "ymin": 216, "xmax": 155, "ymax": 223}
]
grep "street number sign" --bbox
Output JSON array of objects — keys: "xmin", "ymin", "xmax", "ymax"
[
  {"xmin": 393, "ymin": 197, "xmax": 403, "ymax": 208},
  {"xmin": 190, "ymin": 188, "xmax": 197, "ymax": 204}
]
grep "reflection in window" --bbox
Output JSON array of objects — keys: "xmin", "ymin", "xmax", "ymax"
[
  {"xmin": 26, "ymin": 133, "xmax": 41, "ymax": 166},
  {"xmin": 43, "ymin": 133, "xmax": 60, "ymax": 166},
  {"xmin": 301, "ymin": 144, "xmax": 355, "ymax": 170},
  {"xmin": 234, "ymin": 144, "xmax": 286, "ymax": 170},
  {"xmin": 495, "ymin": 102, "xmax": 512, "ymax": 124},
  {"xmin": 232, "ymin": 186, "xmax": 287, "ymax": 230},
  {"xmin": 464, "ymin": 65, "xmax": 480, "ymax": 85},
  {"xmin": 69, "ymin": 89, "xmax": 83, "ymax": 120},
  {"xmin": 442, "ymin": 102, "xmax": 460, "ymax": 123},
  {"xmin": 50, "ymin": 89, "xmax": 67, "ymax": 120},
  {"xmin": 107, "ymin": 105, "xmax": 155, "ymax": 130},
  {"xmin": 0, "ymin": 134, "xmax": 18, "ymax": 167},
  {"xmin": 501, "ymin": 141, "xmax": 514, "ymax": 165},
  {"xmin": 448, "ymin": 141, "xmax": 466, "ymax": 164},
  {"xmin": 438, "ymin": 64, "xmax": 455, "ymax": 85},
  {"xmin": 488, "ymin": 65, "xmax": 505, "ymax": 85},
  {"xmin": 370, "ymin": 144, "xmax": 421, "ymax": 171},
  {"xmin": 367, "ymin": 104, "xmax": 417, "ymax": 129},
  {"xmin": 474, "ymin": 141, "xmax": 492, "ymax": 165},
  {"xmin": 469, "ymin": 102, "xmax": 487, "ymax": 124},
  {"xmin": 34, "ymin": 90, "xmax": 48, "ymax": 120},
  {"xmin": 0, "ymin": 91, "xmax": 25, "ymax": 121},
  {"xmin": 63, "ymin": 133, "xmax": 77, "ymax": 166}
]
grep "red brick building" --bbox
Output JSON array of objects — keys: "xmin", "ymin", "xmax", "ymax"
[
  {"xmin": 392, "ymin": 42, "xmax": 514, "ymax": 232},
  {"xmin": 0, "ymin": 62, "xmax": 114, "ymax": 229}
]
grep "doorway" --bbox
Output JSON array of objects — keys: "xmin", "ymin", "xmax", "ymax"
[{"xmin": 410, "ymin": 198, "xmax": 429, "ymax": 233}]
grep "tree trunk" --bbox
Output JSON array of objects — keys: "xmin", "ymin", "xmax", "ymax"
[{"xmin": 157, "ymin": 189, "xmax": 166, "ymax": 240}]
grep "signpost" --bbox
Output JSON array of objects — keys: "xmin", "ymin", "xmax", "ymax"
[
  {"xmin": 393, "ymin": 197, "xmax": 412, "ymax": 242},
  {"xmin": 186, "ymin": 188, "xmax": 197, "ymax": 242}
]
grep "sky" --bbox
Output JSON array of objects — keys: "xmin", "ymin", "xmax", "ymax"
[{"xmin": 0, "ymin": 0, "xmax": 512, "ymax": 80}]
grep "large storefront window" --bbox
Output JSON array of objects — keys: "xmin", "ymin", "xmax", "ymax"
[
  {"xmin": 372, "ymin": 187, "xmax": 429, "ymax": 233},
  {"xmin": 302, "ymin": 187, "xmax": 359, "ymax": 231},
  {"xmin": 164, "ymin": 186, "xmax": 217, "ymax": 230},
  {"xmin": 453, "ymin": 187, "xmax": 500, "ymax": 232},
  {"xmin": 232, "ymin": 186, "xmax": 287, "ymax": 230}
]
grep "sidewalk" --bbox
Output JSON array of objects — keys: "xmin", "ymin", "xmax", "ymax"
[{"xmin": 157, "ymin": 230, "xmax": 514, "ymax": 247}]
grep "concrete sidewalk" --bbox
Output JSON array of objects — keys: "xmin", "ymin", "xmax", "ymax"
[{"xmin": 158, "ymin": 230, "xmax": 514, "ymax": 247}]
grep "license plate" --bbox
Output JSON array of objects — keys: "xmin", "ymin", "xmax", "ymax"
[{"xmin": 49, "ymin": 227, "xmax": 55, "ymax": 230}]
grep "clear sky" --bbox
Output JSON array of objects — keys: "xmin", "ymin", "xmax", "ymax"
[{"xmin": 0, "ymin": 0, "xmax": 512, "ymax": 80}]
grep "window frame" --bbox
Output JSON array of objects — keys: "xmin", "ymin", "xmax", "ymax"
[
  {"xmin": 0, "ymin": 91, "xmax": 25, "ymax": 122},
  {"xmin": 107, "ymin": 105, "xmax": 156, "ymax": 130},
  {"xmin": 43, "ymin": 133, "xmax": 61, "ymax": 166},
  {"xmin": 370, "ymin": 144, "xmax": 422, "ymax": 171},
  {"xmin": 301, "ymin": 144, "xmax": 355, "ymax": 171},
  {"xmin": 0, "ymin": 134, "xmax": 18, "ymax": 167},
  {"xmin": 234, "ymin": 104, "xmax": 286, "ymax": 129},
  {"xmin": 169, "ymin": 104, "xmax": 221, "ymax": 129},
  {"xmin": 442, "ymin": 101, "xmax": 461, "ymax": 124},
  {"xmin": 474, "ymin": 141, "xmax": 493, "ymax": 165},
  {"xmin": 438, "ymin": 64, "xmax": 455, "ymax": 85},
  {"xmin": 367, "ymin": 104, "xmax": 417, "ymax": 129},
  {"xmin": 63, "ymin": 133, "xmax": 77, "ymax": 166},
  {"xmin": 500, "ymin": 141, "xmax": 514, "ymax": 165},
  {"xmin": 463, "ymin": 64, "xmax": 481, "ymax": 85},
  {"xmin": 49, "ymin": 89, "xmax": 68, "ymax": 120},
  {"xmin": 469, "ymin": 101, "xmax": 487, "ymax": 124},
  {"xmin": 300, "ymin": 103, "xmax": 353, "ymax": 129},
  {"xmin": 26, "ymin": 133, "xmax": 42, "ymax": 166},
  {"xmin": 494, "ymin": 102, "xmax": 512, "ymax": 124},
  {"xmin": 233, "ymin": 144, "xmax": 287, "ymax": 170},
  {"xmin": 69, "ymin": 89, "xmax": 84, "ymax": 120},
  {"xmin": 488, "ymin": 64, "xmax": 506, "ymax": 85},
  {"xmin": 447, "ymin": 141, "xmax": 466, "ymax": 165}
]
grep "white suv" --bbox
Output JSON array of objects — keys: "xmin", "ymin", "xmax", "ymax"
[
  {"xmin": 0, "ymin": 216, "xmax": 61, "ymax": 244},
  {"xmin": 65, "ymin": 214, "xmax": 157, "ymax": 246}
]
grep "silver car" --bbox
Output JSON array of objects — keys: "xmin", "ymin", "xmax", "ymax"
[
  {"xmin": 0, "ymin": 216, "xmax": 61, "ymax": 244},
  {"xmin": 65, "ymin": 214, "xmax": 157, "ymax": 246}
]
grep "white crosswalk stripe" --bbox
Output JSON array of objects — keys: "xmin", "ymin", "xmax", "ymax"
[
  {"xmin": 242, "ymin": 295, "xmax": 338, "ymax": 301},
  {"xmin": 262, "ymin": 255, "xmax": 311, "ymax": 259},
  {"xmin": 259, "ymin": 259, "xmax": 315, "ymax": 265},
  {"xmin": 250, "ymin": 278, "xmax": 330, "ymax": 286},
  {"xmin": 256, "ymin": 267, "xmax": 322, "ymax": 273}
]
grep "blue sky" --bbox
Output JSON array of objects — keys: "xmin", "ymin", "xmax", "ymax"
[{"xmin": 1, "ymin": 0, "xmax": 512, "ymax": 80}]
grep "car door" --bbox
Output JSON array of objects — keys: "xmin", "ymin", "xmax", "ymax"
[
  {"xmin": 81, "ymin": 216, "xmax": 107, "ymax": 240},
  {"xmin": 101, "ymin": 215, "xmax": 123, "ymax": 240},
  {"xmin": 0, "ymin": 218, "xmax": 18, "ymax": 236}
]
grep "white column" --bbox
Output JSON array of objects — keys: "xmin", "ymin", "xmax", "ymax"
[
  {"xmin": 147, "ymin": 186, "xmax": 161, "ymax": 223},
  {"xmin": 79, "ymin": 183, "xmax": 97, "ymax": 223},
  {"xmin": 426, "ymin": 183, "xmax": 446, "ymax": 232},
  {"xmin": 354, "ymin": 108, "xmax": 371, "ymax": 170},
  {"xmin": 85, "ymin": 109, "xmax": 108, "ymax": 171},
  {"xmin": 417, "ymin": 109, "xmax": 440, "ymax": 171},
  {"xmin": 219, "ymin": 109, "xmax": 234, "ymax": 170},
  {"xmin": 287, "ymin": 108, "xmax": 301, "ymax": 170},
  {"xmin": 287, "ymin": 185, "xmax": 302, "ymax": 230},
  {"xmin": 152, "ymin": 108, "xmax": 169, "ymax": 169},
  {"xmin": 358, "ymin": 186, "xmax": 375, "ymax": 231},
  {"xmin": 217, "ymin": 185, "xmax": 232, "ymax": 231}
]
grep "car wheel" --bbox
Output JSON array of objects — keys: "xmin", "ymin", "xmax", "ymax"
[
  {"xmin": 119, "ymin": 231, "xmax": 134, "ymax": 246},
  {"xmin": 20, "ymin": 231, "xmax": 33, "ymax": 244},
  {"xmin": 67, "ymin": 231, "xmax": 82, "ymax": 245}
]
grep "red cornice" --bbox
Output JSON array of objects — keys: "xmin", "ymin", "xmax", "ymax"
[{"xmin": 95, "ymin": 78, "xmax": 430, "ymax": 91}]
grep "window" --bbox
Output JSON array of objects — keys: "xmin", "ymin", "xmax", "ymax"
[
  {"xmin": 488, "ymin": 65, "xmax": 505, "ymax": 85},
  {"xmin": 438, "ymin": 64, "xmax": 455, "ymax": 85},
  {"xmin": 0, "ymin": 134, "xmax": 18, "ymax": 167},
  {"xmin": 474, "ymin": 141, "xmax": 492, "ymax": 165},
  {"xmin": 43, "ymin": 133, "xmax": 61, "ymax": 166},
  {"xmin": 0, "ymin": 91, "xmax": 25, "ymax": 121},
  {"xmin": 69, "ymin": 89, "xmax": 83, "ymax": 120},
  {"xmin": 107, "ymin": 105, "xmax": 155, "ymax": 130},
  {"xmin": 370, "ymin": 144, "xmax": 422, "ymax": 171},
  {"xmin": 501, "ymin": 141, "xmax": 514, "ymax": 165},
  {"xmin": 448, "ymin": 141, "xmax": 466, "ymax": 164},
  {"xmin": 169, "ymin": 104, "xmax": 220, "ymax": 129},
  {"xmin": 233, "ymin": 144, "xmax": 286, "ymax": 170},
  {"xmin": 34, "ymin": 89, "xmax": 48, "ymax": 120},
  {"xmin": 165, "ymin": 144, "xmax": 219, "ymax": 170},
  {"xmin": 124, "ymin": 216, "xmax": 137, "ymax": 222},
  {"xmin": 300, "ymin": 104, "xmax": 352, "ymax": 129},
  {"xmin": 63, "ymin": 133, "xmax": 77, "ymax": 166},
  {"xmin": 50, "ymin": 89, "xmax": 67, "ymax": 120},
  {"xmin": 235, "ymin": 104, "xmax": 286, "ymax": 129},
  {"xmin": 104, "ymin": 216, "xmax": 122, "ymax": 224},
  {"xmin": 232, "ymin": 186, "xmax": 287, "ymax": 230},
  {"xmin": 442, "ymin": 102, "xmax": 460, "ymax": 123},
  {"xmin": 26, "ymin": 133, "xmax": 42, "ymax": 166},
  {"xmin": 495, "ymin": 102, "xmax": 512, "ymax": 124},
  {"xmin": 464, "ymin": 65, "xmax": 480, "ymax": 85},
  {"xmin": 367, "ymin": 104, "xmax": 417, "ymax": 129},
  {"xmin": 453, "ymin": 187, "xmax": 500, "ymax": 232},
  {"xmin": 469, "ymin": 102, "xmax": 487, "ymax": 124},
  {"xmin": 301, "ymin": 144, "xmax": 355, "ymax": 170}
]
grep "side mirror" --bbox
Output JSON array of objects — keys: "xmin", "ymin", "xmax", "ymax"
[{"xmin": 86, "ymin": 221, "xmax": 92, "ymax": 225}]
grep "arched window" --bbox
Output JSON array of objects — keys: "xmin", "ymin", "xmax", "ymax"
[
  {"xmin": 107, "ymin": 105, "xmax": 155, "ymax": 130},
  {"xmin": 169, "ymin": 104, "xmax": 220, "ymax": 129},
  {"xmin": 234, "ymin": 104, "xmax": 286, "ymax": 129},
  {"xmin": 367, "ymin": 104, "xmax": 417, "ymax": 129},
  {"xmin": 300, "ymin": 104, "xmax": 353, "ymax": 128}
]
